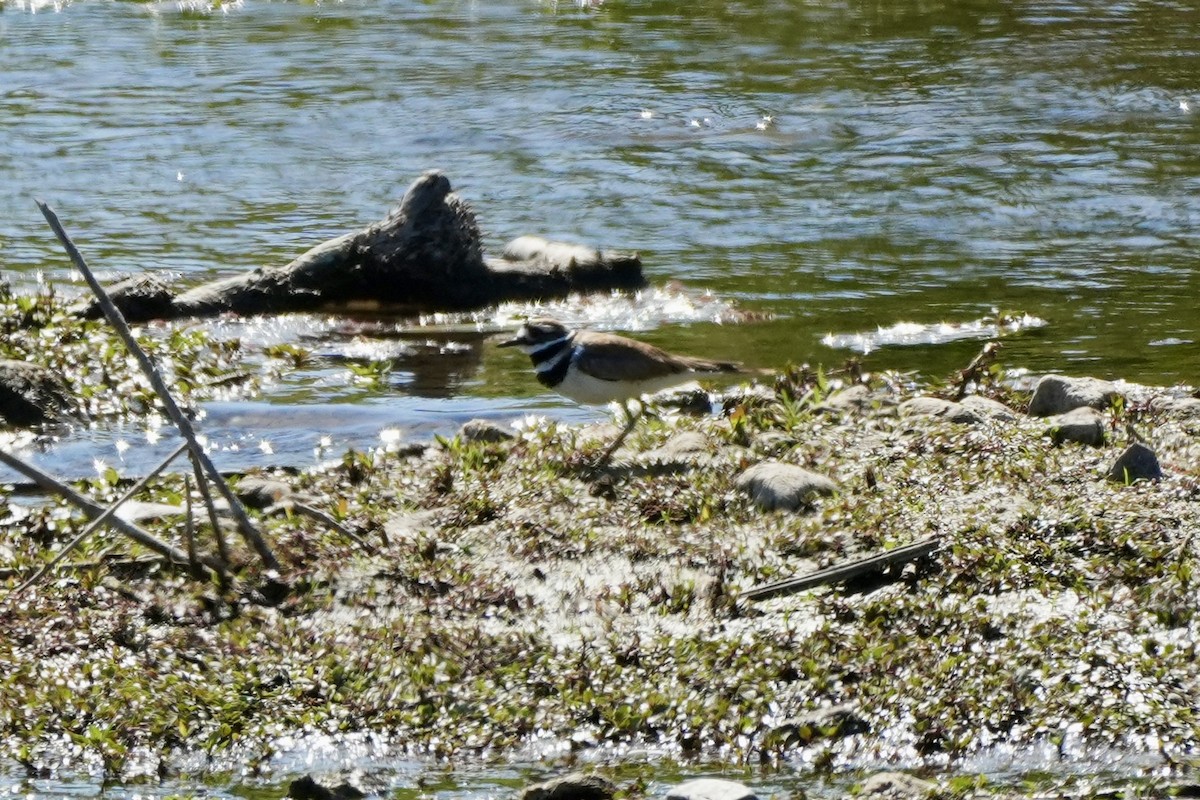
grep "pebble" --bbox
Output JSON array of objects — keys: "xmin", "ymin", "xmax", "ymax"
[
  {"xmin": 856, "ymin": 772, "xmax": 935, "ymax": 799},
  {"xmin": 769, "ymin": 703, "xmax": 869, "ymax": 745},
  {"xmin": 642, "ymin": 431, "xmax": 711, "ymax": 465},
  {"xmin": 520, "ymin": 772, "xmax": 617, "ymax": 800},
  {"xmin": 1107, "ymin": 442, "xmax": 1162, "ymax": 483},
  {"xmin": 236, "ymin": 477, "xmax": 294, "ymax": 509},
  {"xmin": 735, "ymin": 462, "xmax": 837, "ymax": 511},
  {"xmin": 458, "ymin": 419, "xmax": 514, "ymax": 443},
  {"xmin": 958, "ymin": 394, "xmax": 1018, "ymax": 422},
  {"xmin": 898, "ymin": 396, "xmax": 980, "ymax": 424},
  {"xmin": 665, "ymin": 778, "xmax": 758, "ymax": 800},
  {"xmin": 1045, "ymin": 407, "xmax": 1106, "ymax": 447}
]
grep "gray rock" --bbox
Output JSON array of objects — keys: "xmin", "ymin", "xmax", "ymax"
[
  {"xmin": 458, "ymin": 419, "xmax": 513, "ymax": 444},
  {"xmin": 856, "ymin": 772, "xmax": 935, "ymax": 799},
  {"xmin": 236, "ymin": 477, "xmax": 294, "ymax": 509},
  {"xmin": 288, "ymin": 775, "xmax": 364, "ymax": 800},
  {"xmin": 1045, "ymin": 407, "xmax": 1106, "ymax": 447},
  {"xmin": 735, "ymin": 462, "xmax": 837, "ymax": 512},
  {"xmin": 1107, "ymin": 442, "xmax": 1163, "ymax": 483},
  {"xmin": 0, "ymin": 359, "xmax": 76, "ymax": 426},
  {"xmin": 769, "ymin": 703, "xmax": 869, "ymax": 745},
  {"xmin": 113, "ymin": 500, "xmax": 189, "ymax": 523},
  {"xmin": 959, "ymin": 394, "xmax": 1018, "ymax": 422},
  {"xmin": 1149, "ymin": 396, "xmax": 1200, "ymax": 418},
  {"xmin": 898, "ymin": 396, "xmax": 980, "ymax": 424},
  {"xmin": 665, "ymin": 778, "xmax": 758, "ymax": 800},
  {"xmin": 823, "ymin": 384, "xmax": 872, "ymax": 411},
  {"xmin": 643, "ymin": 431, "xmax": 710, "ymax": 464},
  {"xmin": 521, "ymin": 772, "xmax": 616, "ymax": 800},
  {"xmin": 1028, "ymin": 374, "xmax": 1121, "ymax": 417}
]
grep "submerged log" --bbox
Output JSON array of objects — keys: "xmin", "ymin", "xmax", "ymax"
[{"xmin": 80, "ymin": 171, "xmax": 645, "ymax": 322}]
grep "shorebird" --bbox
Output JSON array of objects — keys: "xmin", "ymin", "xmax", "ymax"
[{"xmin": 498, "ymin": 317, "xmax": 741, "ymax": 465}]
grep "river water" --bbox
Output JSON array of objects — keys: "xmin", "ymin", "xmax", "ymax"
[
  {"xmin": 0, "ymin": 0, "xmax": 1198, "ymax": 791},
  {"xmin": 2, "ymin": 0, "xmax": 1200, "ymax": 477}
]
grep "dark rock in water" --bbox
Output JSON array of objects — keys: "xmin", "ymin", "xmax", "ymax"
[
  {"xmin": 898, "ymin": 396, "xmax": 980, "ymax": 424},
  {"xmin": 1028, "ymin": 374, "xmax": 1121, "ymax": 417},
  {"xmin": 74, "ymin": 274, "xmax": 175, "ymax": 321},
  {"xmin": 458, "ymin": 419, "xmax": 514, "ymax": 444},
  {"xmin": 0, "ymin": 359, "xmax": 76, "ymax": 426},
  {"xmin": 665, "ymin": 778, "xmax": 758, "ymax": 800},
  {"xmin": 1045, "ymin": 407, "xmax": 1106, "ymax": 447},
  {"xmin": 735, "ymin": 461, "xmax": 837, "ymax": 511},
  {"xmin": 287, "ymin": 775, "xmax": 365, "ymax": 800},
  {"xmin": 85, "ymin": 171, "xmax": 644, "ymax": 322},
  {"xmin": 1107, "ymin": 442, "xmax": 1162, "ymax": 483},
  {"xmin": 856, "ymin": 772, "xmax": 936, "ymax": 799},
  {"xmin": 520, "ymin": 772, "xmax": 617, "ymax": 800}
]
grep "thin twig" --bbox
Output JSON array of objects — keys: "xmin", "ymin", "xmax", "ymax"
[
  {"xmin": 6, "ymin": 442, "xmax": 191, "ymax": 600},
  {"xmin": 291, "ymin": 502, "xmax": 379, "ymax": 556},
  {"xmin": 0, "ymin": 448, "xmax": 222, "ymax": 592},
  {"xmin": 0, "ymin": 556, "xmax": 180, "ymax": 582},
  {"xmin": 191, "ymin": 452, "xmax": 231, "ymax": 566},
  {"xmin": 35, "ymin": 200, "xmax": 280, "ymax": 572},
  {"xmin": 183, "ymin": 474, "xmax": 201, "ymax": 579}
]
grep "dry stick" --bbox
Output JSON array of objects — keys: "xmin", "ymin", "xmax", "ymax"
[
  {"xmin": 35, "ymin": 200, "xmax": 280, "ymax": 572},
  {"xmin": 190, "ymin": 452, "xmax": 231, "ymax": 566},
  {"xmin": 1, "ymin": 556, "xmax": 167, "ymax": 582},
  {"xmin": 739, "ymin": 538, "xmax": 941, "ymax": 602},
  {"xmin": 183, "ymin": 474, "xmax": 200, "ymax": 579},
  {"xmin": 291, "ymin": 501, "xmax": 379, "ymax": 556},
  {"xmin": 0, "ymin": 448, "xmax": 223, "ymax": 588},
  {"xmin": 6, "ymin": 441, "xmax": 193, "ymax": 600}
]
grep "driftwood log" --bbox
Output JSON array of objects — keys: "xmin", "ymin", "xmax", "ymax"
[{"xmin": 81, "ymin": 171, "xmax": 645, "ymax": 322}]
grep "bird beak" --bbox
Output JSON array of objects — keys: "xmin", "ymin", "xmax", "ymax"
[{"xmin": 497, "ymin": 333, "xmax": 525, "ymax": 348}]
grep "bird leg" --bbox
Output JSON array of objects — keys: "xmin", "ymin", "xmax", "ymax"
[{"xmin": 593, "ymin": 399, "xmax": 645, "ymax": 470}]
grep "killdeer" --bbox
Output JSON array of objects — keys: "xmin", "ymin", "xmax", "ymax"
[{"xmin": 498, "ymin": 317, "xmax": 741, "ymax": 464}]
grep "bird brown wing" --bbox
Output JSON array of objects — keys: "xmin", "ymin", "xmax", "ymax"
[{"xmin": 574, "ymin": 331, "xmax": 740, "ymax": 382}]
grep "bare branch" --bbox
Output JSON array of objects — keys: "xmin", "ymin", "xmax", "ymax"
[
  {"xmin": 35, "ymin": 199, "xmax": 280, "ymax": 572},
  {"xmin": 0, "ymin": 447, "xmax": 223, "ymax": 596}
]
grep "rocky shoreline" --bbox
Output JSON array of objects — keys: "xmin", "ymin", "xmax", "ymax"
[{"xmin": 4, "ymin": 351, "xmax": 1200, "ymax": 798}]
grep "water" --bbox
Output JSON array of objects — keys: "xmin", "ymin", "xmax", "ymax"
[
  {"xmin": 7, "ymin": 0, "xmax": 1194, "ymax": 473},
  {"xmin": 0, "ymin": 0, "xmax": 1199, "ymax": 785}
]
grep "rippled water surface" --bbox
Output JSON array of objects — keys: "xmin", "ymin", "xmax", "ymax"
[
  {"xmin": 0, "ymin": 0, "xmax": 1197, "ymax": 485},
  {"xmin": 2, "ymin": 0, "xmax": 1200, "ymax": 790},
  {"xmin": 4, "ymin": 0, "xmax": 1198, "ymax": 397}
]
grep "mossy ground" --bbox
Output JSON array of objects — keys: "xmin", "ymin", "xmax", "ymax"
[{"xmin": 2, "ymin": 290, "xmax": 1200, "ymax": 798}]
